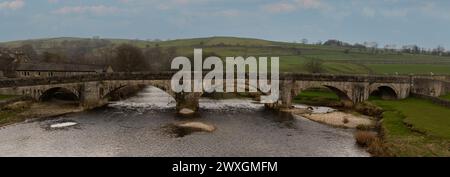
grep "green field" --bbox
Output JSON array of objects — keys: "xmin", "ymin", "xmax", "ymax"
[
  {"xmin": 2, "ymin": 36, "xmax": 450, "ymax": 75},
  {"xmin": 293, "ymin": 89, "xmax": 340, "ymax": 105},
  {"xmin": 440, "ymin": 93, "xmax": 450, "ymax": 101},
  {"xmin": 370, "ymin": 98, "xmax": 450, "ymax": 156},
  {"xmin": 0, "ymin": 95, "xmax": 17, "ymax": 100}
]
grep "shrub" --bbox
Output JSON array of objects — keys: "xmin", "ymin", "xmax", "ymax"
[
  {"xmin": 356, "ymin": 124, "xmax": 374, "ymax": 131},
  {"xmin": 343, "ymin": 117, "xmax": 349, "ymax": 124},
  {"xmin": 354, "ymin": 102, "xmax": 383, "ymax": 117},
  {"xmin": 354, "ymin": 131, "xmax": 377, "ymax": 147},
  {"xmin": 367, "ymin": 138, "xmax": 391, "ymax": 157}
]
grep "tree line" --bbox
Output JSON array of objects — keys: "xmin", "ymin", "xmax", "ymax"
[
  {"xmin": 304, "ymin": 39, "xmax": 450, "ymax": 56},
  {"xmin": 0, "ymin": 40, "xmax": 176, "ymax": 72}
]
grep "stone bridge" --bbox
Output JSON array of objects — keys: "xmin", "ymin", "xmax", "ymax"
[{"xmin": 0, "ymin": 72, "xmax": 447, "ymax": 114}]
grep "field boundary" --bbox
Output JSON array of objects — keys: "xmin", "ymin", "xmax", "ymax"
[{"xmin": 410, "ymin": 93, "xmax": 450, "ymax": 108}]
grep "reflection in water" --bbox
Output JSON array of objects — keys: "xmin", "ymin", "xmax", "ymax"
[{"xmin": 0, "ymin": 86, "xmax": 369, "ymax": 157}]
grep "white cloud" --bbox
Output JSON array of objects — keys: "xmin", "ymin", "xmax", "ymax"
[
  {"xmin": 263, "ymin": 2, "xmax": 296, "ymax": 13},
  {"xmin": 381, "ymin": 9, "xmax": 408, "ymax": 18},
  {"xmin": 215, "ymin": 9, "xmax": 240, "ymax": 17},
  {"xmin": 418, "ymin": 2, "xmax": 450, "ymax": 20},
  {"xmin": 0, "ymin": 0, "xmax": 24, "ymax": 10},
  {"xmin": 262, "ymin": 0, "xmax": 329, "ymax": 13},
  {"xmin": 362, "ymin": 7, "xmax": 376, "ymax": 17},
  {"xmin": 52, "ymin": 5, "xmax": 120, "ymax": 15}
]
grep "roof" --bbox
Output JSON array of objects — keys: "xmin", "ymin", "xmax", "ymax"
[{"xmin": 15, "ymin": 62, "xmax": 108, "ymax": 72}]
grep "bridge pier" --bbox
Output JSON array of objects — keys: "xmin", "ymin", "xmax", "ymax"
[
  {"xmin": 279, "ymin": 80, "xmax": 294, "ymax": 108},
  {"xmin": 175, "ymin": 92, "xmax": 201, "ymax": 116},
  {"xmin": 80, "ymin": 82, "xmax": 107, "ymax": 109},
  {"xmin": 349, "ymin": 83, "xmax": 369, "ymax": 105}
]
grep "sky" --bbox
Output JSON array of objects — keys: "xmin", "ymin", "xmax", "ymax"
[{"xmin": 0, "ymin": 0, "xmax": 449, "ymax": 49}]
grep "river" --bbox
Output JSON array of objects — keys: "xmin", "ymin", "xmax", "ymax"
[{"xmin": 0, "ymin": 87, "xmax": 369, "ymax": 157}]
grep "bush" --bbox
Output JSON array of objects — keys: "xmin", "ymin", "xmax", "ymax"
[
  {"xmin": 356, "ymin": 124, "xmax": 375, "ymax": 131},
  {"xmin": 343, "ymin": 117, "xmax": 349, "ymax": 124},
  {"xmin": 367, "ymin": 138, "xmax": 391, "ymax": 157},
  {"xmin": 354, "ymin": 130, "xmax": 377, "ymax": 147},
  {"xmin": 304, "ymin": 58, "xmax": 324, "ymax": 73},
  {"xmin": 354, "ymin": 102, "xmax": 383, "ymax": 117}
]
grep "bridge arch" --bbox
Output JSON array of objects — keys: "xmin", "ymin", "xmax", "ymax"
[
  {"xmin": 369, "ymin": 84, "xmax": 399, "ymax": 99},
  {"xmin": 201, "ymin": 81, "xmax": 268, "ymax": 98},
  {"xmin": 101, "ymin": 81, "xmax": 176, "ymax": 101},
  {"xmin": 39, "ymin": 87, "xmax": 80, "ymax": 102},
  {"xmin": 292, "ymin": 81, "xmax": 353, "ymax": 103}
]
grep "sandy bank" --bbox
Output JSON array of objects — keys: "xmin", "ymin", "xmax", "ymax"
[
  {"xmin": 19, "ymin": 102, "xmax": 84, "ymax": 119},
  {"xmin": 292, "ymin": 108, "xmax": 376, "ymax": 128}
]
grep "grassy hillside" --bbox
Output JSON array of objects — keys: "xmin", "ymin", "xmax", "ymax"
[{"xmin": 2, "ymin": 36, "xmax": 450, "ymax": 74}]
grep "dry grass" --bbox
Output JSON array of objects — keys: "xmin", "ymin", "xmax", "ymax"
[
  {"xmin": 355, "ymin": 131, "xmax": 377, "ymax": 147},
  {"xmin": 343, "ymin": 117, "xmax": 349, "ymax": 124},
  {"xmin": 356, "ymin": 124, "xmax": 375, "ymax": 131},
  {"xmin": 354, "ymin": 130, "xmax": 393, "ymax": 156}
]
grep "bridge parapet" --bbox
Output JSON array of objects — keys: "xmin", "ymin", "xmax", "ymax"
[
  {"xmin": 1, "ymin": 72, "xmax": 447, "ymax": 114},
  {"xmin": 0, "ymin": 72, "xmax": 413, "ymax": 88}
]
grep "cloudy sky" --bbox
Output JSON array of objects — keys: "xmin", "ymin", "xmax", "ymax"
[{"xmin": 0, "ymin": 0, "xmax": 449, "ymax": 48}]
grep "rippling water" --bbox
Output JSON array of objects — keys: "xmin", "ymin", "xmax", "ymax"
[{"xmin": 0, "ymin": 87, "xmax": 369, "ymax": 157}]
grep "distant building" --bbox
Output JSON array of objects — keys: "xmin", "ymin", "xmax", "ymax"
[
  {"xmin": 1, "ymin": 49, "xmax": 113, "ymax": 78},
  {"xmin": 14, "ymin": 62, "xmax": 113, "ymax": 78}
]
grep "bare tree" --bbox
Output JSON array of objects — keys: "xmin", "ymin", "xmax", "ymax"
[
  {"xmin": 112, "ymin": 44, "xmax": 148, "ymax": 72},
  {"xmin": 301, "ymin": 38, "xmax": 308, "ymax": 44},
  {"xmin": 304, "ymin": 58, "xmax": 324, "ymax": 73}
]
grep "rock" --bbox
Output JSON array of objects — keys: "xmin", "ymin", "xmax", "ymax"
[
  {"xmin": 163, "ymin": 121, "xmax": 217, "ymax": 137},
  {"xmin": 178, "ymin": 108, "xmax": 195, "ymax": 115},
  {"xmin": 177, "ymin": 122, "xmax": 216, "ymax": 132}
]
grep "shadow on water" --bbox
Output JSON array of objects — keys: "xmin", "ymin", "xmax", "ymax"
[{"xmin": 162, "ymin": 124, "xmax": 203, "ymax": 138}]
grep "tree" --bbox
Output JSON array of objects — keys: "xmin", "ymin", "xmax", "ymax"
[
  {"xmin": 344, "ymin": 49, "xmax": 350, "ymax": 54},
  {"xmin": 18, "ymin": 44, "xmax": 38, "ymax": 60},
  {"xmin": 301, "ymin": 38, "xmax": 308, "ymax": 44},
  {"xmin": 42, "ymin": 51, "xmax": 66, "ymax": 63},
  {"xmin": 434, "ymin": 45, "xmax": 445, "ymax": 56},
  {"xmin": 304, "ymin": 58, "xmax": 324, "ymax": 73},
  {"xmin": 112, "ymin": 44, "xmax": 148, "ymax": 72}
]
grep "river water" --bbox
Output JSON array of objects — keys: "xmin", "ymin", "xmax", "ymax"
[{"xmin": 0, "ymin": 87, "xmax": 369, "ymax": 157}]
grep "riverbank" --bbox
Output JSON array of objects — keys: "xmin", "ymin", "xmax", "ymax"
[
  {"xmin": 293, "ymin": 90, "xmax": 450, "ymax": 157},
  {"xmin": 0, "ymin": 99, "xmax": 84, "ymax": 127},
  {"xmin": 287, "ymin": 106, "xmax": 376, "ymax": 129},
  {"xmin": 370, "ymin": 98, "xmax": 450, "ymax": 157}
]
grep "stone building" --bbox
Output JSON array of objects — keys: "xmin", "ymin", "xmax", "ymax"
[
  {"xmin": 14, "ymin": 62, "xmax": 113, "ymax": 78},
  {"xmin": 1, "ymin": 49, "xmax": 113, "ymax": 78}
]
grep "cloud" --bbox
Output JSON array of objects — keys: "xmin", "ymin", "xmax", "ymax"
[
  {"xmin": 52, "ymin": 5, "xmax": 120, "ymax": 15},
  {"xmin": 419, "ymin": 2, "xmax": 450, "ymax": 20},
  {"xmin": 381, "ymin": 9, "xmax": 408, "ymax": 18},
  {"xmin": 263, "ymin": 2, "xmax": 296, "ymax": 13},
  {"xmin": 362, "ymin": 7, "xmax": 376, "ymax": 17},
  {"xmin": 215, "ymin": 9, "xmax": 240, "ymax": 17},
  {"xmin": 262, "ymin": 0, "xmax": 329, "ymax": 13},
  {"xmin": 0, "ymin": 0, "xmax": 24, "ymax": 10}
]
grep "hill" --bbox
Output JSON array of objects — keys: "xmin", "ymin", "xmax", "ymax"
[{"xmin": 1, "ymin": 36, "xmax": 450, "ymax": 75}]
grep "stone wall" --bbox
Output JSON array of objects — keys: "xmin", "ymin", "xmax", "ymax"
[
  {"xmin": 411, "ymin": 93, "xmax": 450, "ymax": 108},
  {"xmin": 412, "ymin": 78, "xmax": 448, "ymax": 97},
  {"xmin": 16, "ymin": 71, "xmax": 96, "ymax": 78}
]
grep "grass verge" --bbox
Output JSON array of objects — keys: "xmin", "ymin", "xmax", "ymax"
[{"xmin": 370, "ymin": 97, "xmax": 450, "ymax": 156}]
